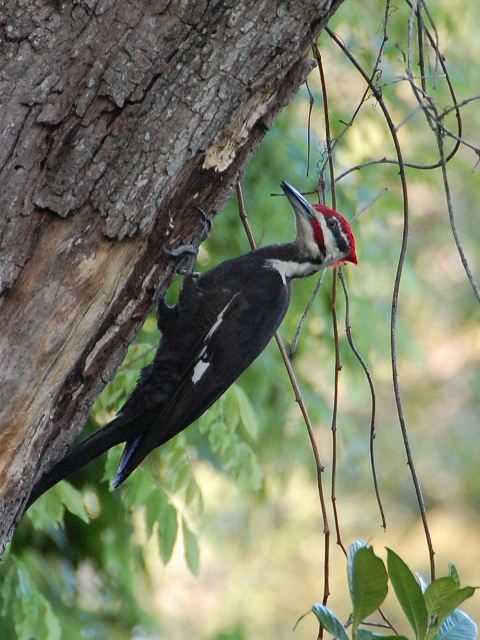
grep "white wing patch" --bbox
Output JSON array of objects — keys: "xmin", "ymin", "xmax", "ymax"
[
  {"xmin": 190, "ymin": 294, "xmax": 239, "ymax": 385},
  {"xmin": 192, "ymin": 359, "xmax": 210, "ymax": 384}
]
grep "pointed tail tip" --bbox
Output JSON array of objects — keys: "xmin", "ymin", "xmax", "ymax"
[{"xmin": 110, "ymin": 473, "xmax": 125, "ymax": 491}]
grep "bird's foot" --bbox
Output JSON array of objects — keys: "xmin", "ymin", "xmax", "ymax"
[
  {"xmin": 195, "ymin": 206, "xmax": 212, "ymax": 240},
  {"xmin": 163, "ymin": 206, "xmax": 211, "ymax": 274},
  {"xmin": 162, "ymin": 243, "xmax": 202, "ymax": 277},
  {"xmin": 178, "ymin": 267, "xmax": 201, "ymax": 278},
  {"xmin": 163, "ymin": 243, "xmax": 198, "ymax": 258}
]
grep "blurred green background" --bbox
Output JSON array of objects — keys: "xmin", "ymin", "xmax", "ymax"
[{"xmin": 3, "ymin": 0, "xmax": 479, "ymax": 637}]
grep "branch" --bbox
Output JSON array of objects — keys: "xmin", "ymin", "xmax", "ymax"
[
  {"xmin": 327, "ymin": 25, "xmax": 436, "ymax": 581},
  {"xmin": 235, "ymin": 181, "xmax": 331, "ymax": 607}
]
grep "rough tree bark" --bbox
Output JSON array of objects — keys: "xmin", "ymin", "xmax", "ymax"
[{"xmin": 0, "ymin": 0, "xmax": 344, "ymax": 547}]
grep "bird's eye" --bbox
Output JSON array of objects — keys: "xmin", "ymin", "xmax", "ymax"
[{"xmin": 327, "ymin": 218, "xmax": 337, "ymax": 229}]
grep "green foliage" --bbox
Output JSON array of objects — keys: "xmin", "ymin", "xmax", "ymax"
[
  {"xmin": 349, "ymin": 543, "xmax": 388, "ymax": 632},
  {"xmin": 311, "ymin": 542, "xmax": 476, "ymax": 640},
  {"xmin": 146, "ymin": 489, "xmax": 178, "ymax": 563},
  {"xmin": 433, "ymin": 611, "xmax": 478, "ymax": 640},
  {"xmin": 197, "ymin": 384, "xmax": 263, "ymax": 492},
  {"xmin": 424, "ymin": 577, "xmax": 475, "ymax": 638},
  {"xmin": 312, "ymin": 604, "xmax": 349, "ymax": 640},
  {"xmin": 1, "ymin": 556, "xmax": 61, "ymax": 640},
  {"xmin": 26, "ymin": 481, "xmax": 89, "ymax": 530},
  {"xmin": 387, "ymin": 549, "xmax": 428, "ymax": 640},
  {"xmin": 182, "ymin": 517, "xmax": 200, "ymax": 575}
]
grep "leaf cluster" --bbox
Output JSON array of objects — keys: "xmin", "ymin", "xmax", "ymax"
[{"xmin": 312, "ymin": 542, "xmax": 477, "ymax": 640}]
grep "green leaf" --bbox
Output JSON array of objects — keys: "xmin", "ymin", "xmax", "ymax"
[
  {"xmin": 103, "ymin": 446, "xmax": 122, "ymax": 482},
  {"xmin": 350, "ymin": 545, "xmax": 388, "ymax": 630},
  {"xmin": 145, "ymin": 489, "xmax": 179, "ymax": 563},
  {"xmin": 223, "ymin": 388, "xmax": 240, "ymax": 432},
  {"xmin": 448, "ymin": 565, "xmax": 460, "ymax": 586},
  {"xmin": 145, "ymin": 489, "xmax": 169, "ymax": 538},
  {"xmin": 387, "ymin": 548, "xmax": 428, "ymax": 640},
  {"xmin": 6, "ymin": 560, "xmax": 62, "ymax": 640},
  {"xmin": 120, "ymin": 468, "xmax": 155, "ymax": 509},
  {"xmin": 425, "ymin": 577, "xmax": 457, "ymax": 615},
  {"xmin": 182, "ymin": 517, "xmax": 200, "ymax": 575},
  {"xmin": 311, "ymin": 604, "xmax": 349, "ymax": 640},
  {"xmin": 157, "ymin": 501, "xmax": 178, "ymax": 564},
  {"xmin": 348, "ymin": 540, "xmax": 367, "ymax": 596},
  {"xmin": 425, "ymin": 577, "xmax": 476, "ymax": 636},
  {"xmin": 229, "ymin": 442, "xmax": 263, "ymax": 491},
  {"xmin": 432, "ymin": 610, "xmax": 477, "ymax": 640},
  {"xmin": 441, "ymin": 586, "xmax": 476, "ymax": 613},
  {"xmin": 208, "ymin": 421, "xmax": 230, "ymax": 453},
  {"xmin": 26, "ymin": 489, "xmax": 65, "ymax": 530},
  {"xmin": 232, "ymin": 384, "xmax": 259, "ymax": 438},
  {"xmin": 357, "ymin": 630, "xmax": 408, "ymax": 640},
  {"xmin": 185, "ymin": 478, "xmax": 199, "ymax": 505},
  {"xmin": 44, "ymin": 603, "xmax": 62, "ymax": 640},
  {"xmin": 172, "ymin": 462, "xmax": 192, "ymax": 492},
  {"xmin": 197, "ymin": 407, "xmax": 216, "ymax": 433},
  {"xmin": 56, "ymin": 481, "xmax": 89, "ymax": 523},
  {"xmin": 0, "ymin": 563, "xmax": 16, "ymax": 616}
]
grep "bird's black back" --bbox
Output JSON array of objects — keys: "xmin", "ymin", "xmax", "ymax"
[
  {"xmin": 26, "ymin": 246, "xmax": 292, "ymax": 506},
  {"xmin": 114, "ymin": 248, "xmax": 292, "ymax": 482}
]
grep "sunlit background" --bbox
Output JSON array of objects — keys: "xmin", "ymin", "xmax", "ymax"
[{"xmin": 4, "ymin": 0, "xmax": 480, "ymax": 637}]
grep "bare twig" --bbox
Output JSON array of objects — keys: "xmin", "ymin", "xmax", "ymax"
[
  {"xmin": 352, "ymin": 188, "xmax": 389, "ymax": 222},
  {"xmin": 404, "ymin": 6, "xmax": 480, "ymax": 305},
  {"xmin": 305, "ymin": 79, "xmax": 315, "ymax": 178},
  {"xmin": 317, "ymin": 4, "xmax": 391, "ymax": 182},
  {"xmin": 288, "ymin": 269, "xmax": 327, "ymax": 360},
  {"xmin": 312, "ymin": 43, "xmax": 347, "ymax": 564},
  {"xmin": 339, "ymin": 270, "xmax": 386, "ymax": 530},
  {"xmin": 313, "ymin": 44, "xmax": 337, "ymax": 210},
  {"xmin": 235, "ymin": 180, "xmax": 331, "ymax": 609},
  {"xmin": 332, "ymin": 0, "xmax": 463, "ymax": 185},
  {"xmin": 439, "ymin": 93, "xmax": 480, "ymax": 119},
  {"xmin": 327, "ymin": 25, "xmax": 436, "ymax": 582},
  {"xmin": 329, "ymin": 271, "xmax": 346, "ymax": 555},
  {"xmin": 235, "ymin": 182, "xmax": 256, "ymax": 249},
  {"xmin": 403, "ymin": 0, "xmax": 462, "ymax": 164}
]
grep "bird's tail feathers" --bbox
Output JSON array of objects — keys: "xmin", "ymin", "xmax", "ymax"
[
  {"xmin": 111, "ymin": 434, "xmax": 144, "ymax": 489},
  {"xmin": 24, "ymin": 415, "xmax": 132, "ymax": 513},
  {"xmin": 112, "ymin": 420, "xmax": 178, "ymax": 488}
]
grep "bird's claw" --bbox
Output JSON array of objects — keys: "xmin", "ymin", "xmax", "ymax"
[
  {"xmin": 195, "ymin": 206, "xmax": 212, "ymax": 238},
  {"xmin": 162, "ymin": 206, "xmax": 211, "ymax": 274},
  {"xmin": 178, "ymin": 268, "xmax": 201, "ymax": 278},
  {"xmin": 163, "ymin": 243, "xmax": 198, "ymax": 258}
]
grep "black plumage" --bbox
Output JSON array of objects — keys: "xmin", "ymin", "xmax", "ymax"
[{"xmin": 24, "ymin": 181, "xmax": 357, "ymax": 512}]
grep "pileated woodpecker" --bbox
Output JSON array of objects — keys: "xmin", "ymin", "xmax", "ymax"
[{"xmin": 24, "ymin": 182, "xmax": 357, "ymax": 512}]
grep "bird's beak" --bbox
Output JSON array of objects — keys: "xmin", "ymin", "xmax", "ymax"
[{"xmin": 281, "ymin": 181, "xmax": 315, "ymax": 220}]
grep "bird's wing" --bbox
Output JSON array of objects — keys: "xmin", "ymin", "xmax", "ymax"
[
  {"xmin": 114, "ymin": 274, "xmax": 216, "ymax": 422},
  {"xmin": 25, "ymin": 276, "xmax": 225, "ymax": 508},
  {"xmin": 113, "ymin": 267, "xmax": 290, "ymax": 486}
]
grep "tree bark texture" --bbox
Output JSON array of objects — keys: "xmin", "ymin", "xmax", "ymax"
[{"xmin": 0, "ymin": 0, "xmax": 344, "ymax": 547}]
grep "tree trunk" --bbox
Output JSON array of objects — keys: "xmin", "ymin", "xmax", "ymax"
[{"xmin": 0, "ymin": 0, "xmax": 344, "ymax": 547}]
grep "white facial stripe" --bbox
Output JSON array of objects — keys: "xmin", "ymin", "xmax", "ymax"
[
  {"xmin": 318, "ymin": 216, "xmax": 336, "ymax": 255},
  {"xmin": 317, "ymin": 215, "xmax": 348, "ymax": 264},
  {"xmin": 266, "ymin": 259, "xmax": 319, "ymax": 283}
]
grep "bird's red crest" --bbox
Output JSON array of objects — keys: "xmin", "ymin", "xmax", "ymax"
[{"xmin": 313, "ymin": 203, "xmax": 358, "ymax": 266}]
